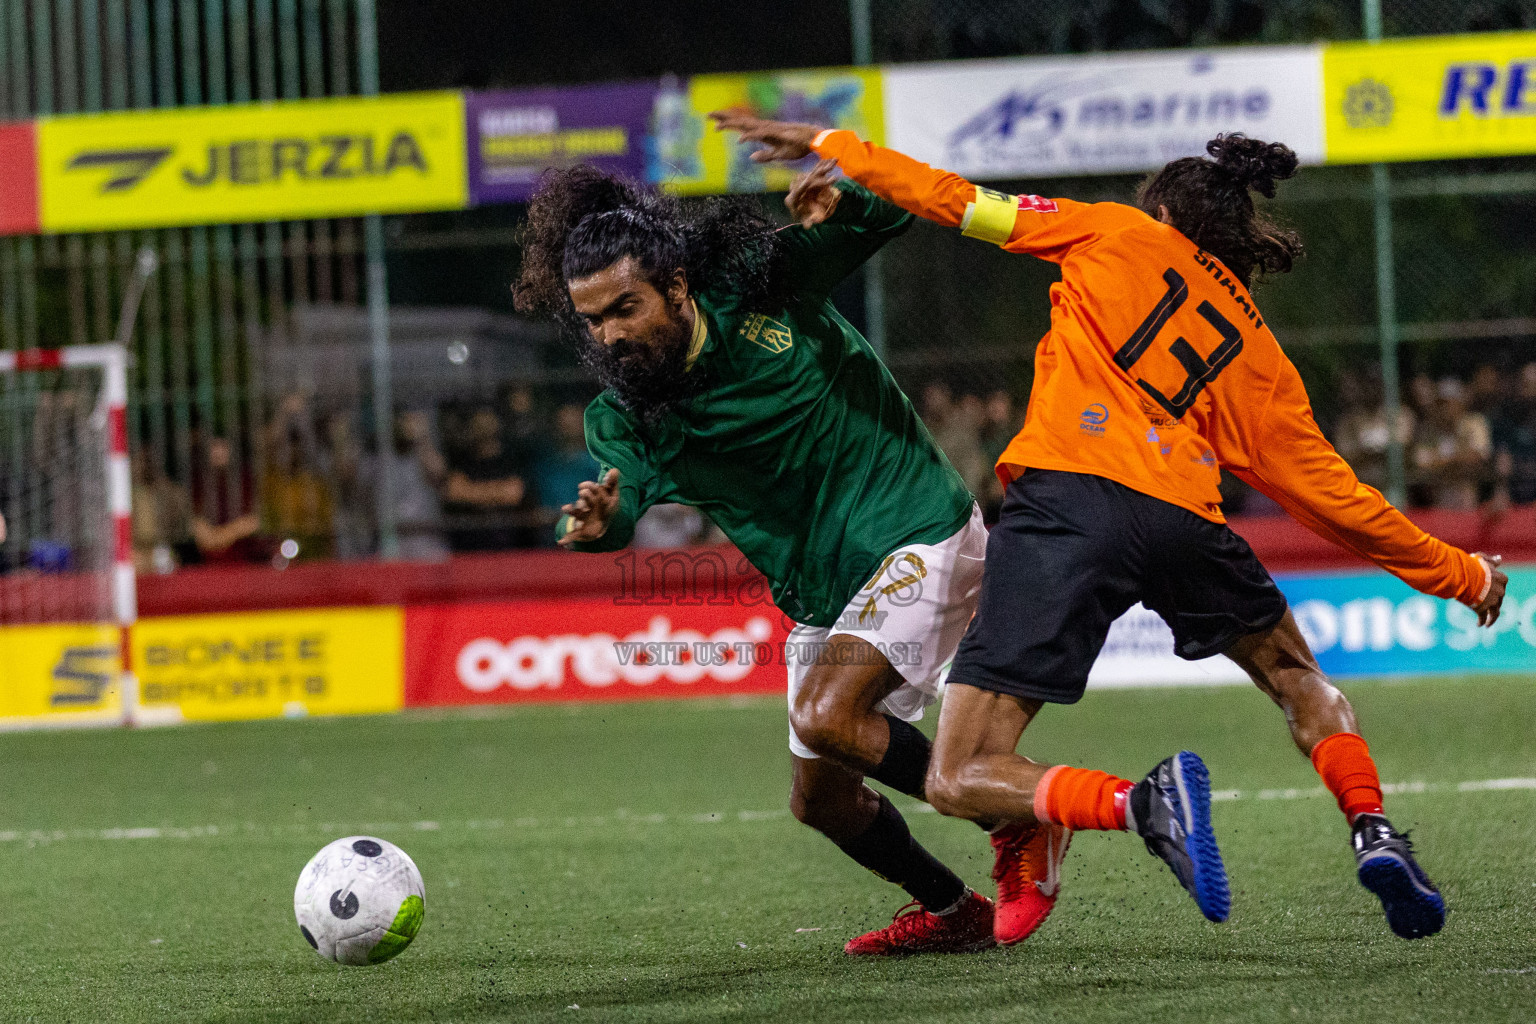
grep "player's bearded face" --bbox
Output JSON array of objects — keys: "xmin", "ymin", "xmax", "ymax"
[{"xmin": 568, "ymin": 263, "xmax": 704, "ymax": 426}]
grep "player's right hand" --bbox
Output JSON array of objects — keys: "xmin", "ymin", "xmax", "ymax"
[
  {"xmin": 1472, "ymin": 552, "xmax": 1507, "ymax": 627},
  {"xmin": 559, "ymin": 468, "xmax": 620, "ymax": 546},
  {"xmin": 785, "ymin": 160, "xmax": 842, "ymax": 228},
  {"xmin": 708, "ymin": 108, "xmax": 821, "ymax": 163}
]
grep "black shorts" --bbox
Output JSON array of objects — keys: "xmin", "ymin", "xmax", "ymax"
[{"xmin": 946, "ymin": 469, "xmax": 1288, "ymax": 705}]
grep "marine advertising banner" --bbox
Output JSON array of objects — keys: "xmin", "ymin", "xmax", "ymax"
[
  {"xmin": 37, "ymin": 92, "xmax": 467, "ymax": 232},
  {"xmin": 1324, "ymin": 31, "xmax": 1536, "ymax": 164},
  {"xmin": 465, "ymin": 82, "xmax": 659, "ymax": 204},
  {"xmin": 659, "ymin": 67, "xmax": 884, "ymax": 194},
  {"xmin": 883, "ymin": 46, "xmax": 1325, "ymax": 181}
]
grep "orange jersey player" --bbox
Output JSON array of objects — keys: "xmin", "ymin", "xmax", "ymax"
[{"xmin": 714, "ymin": 110, "xmax": 1509, "ymax": 947}]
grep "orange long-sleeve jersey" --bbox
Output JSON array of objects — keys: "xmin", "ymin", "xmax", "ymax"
[{"xmin": 810, "ymin": 129, "xmax": 1490, "ymax": 607}]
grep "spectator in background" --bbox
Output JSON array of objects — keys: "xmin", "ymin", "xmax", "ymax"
[
  {"xmin": 1332, "ymin": 369, "xmax": 1415, "ymax": 493},
  {"xmin": 191, "ymin": 435, "xmax": 267, "ymax": 564},
  {"xmin": 532, "ymin": 403, "xmax": 600, "ymax": 532},
  {"xmin": 368, "ymin": 409, "xmax": 450, "ymax": 561},
  {"xmin": 443, "ymin": 404, "xmax": 528, "ymax": 551},
  {"xmin": 1492, "ymin": 361, "xmax": 1536, "ymax": 507},
  {"xmin": 499, "ymin": 383, "xmax": 544, "ymax": 453},
  {"xmin": 130, "ymin": 448, "xmax": 196, "ymax": 574},
  {"xmin": 1469, "ymin": 363, "xmax": 1504, "ymax": 419},
  {"xmin": 921, "ymin": 381, "xmax": 990, "ymax": 499},
  {"xmin": 322, "ymin": 410, "xmax": 373, "ymax": 560},
  {"xmin": 1407, "ymin": 372, "xmax": 1439, "ymax": 424},
  {"xmin": 263, "ymin": 393, "xmax": 335, "ymax": 560},
  {"xmin": 1410, "ymin": 377, "xmax": 1491, "ymax": 510}
]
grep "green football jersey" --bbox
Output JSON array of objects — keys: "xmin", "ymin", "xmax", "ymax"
[{"xmin": 559, "ymin": 181, "xmax": 974, "ymax": 627}]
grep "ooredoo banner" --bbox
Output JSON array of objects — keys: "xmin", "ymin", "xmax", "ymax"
[
  {"xmin": 403, "ymin": 599, "xmax": 791, "ymax": 706},
  {"xmin": 883, "ymin": 46, "xmax": 1325, "ymax": 182},
  {"xmin": 466, "ymin": 82, "xmax": 659, "ymax": 204}
]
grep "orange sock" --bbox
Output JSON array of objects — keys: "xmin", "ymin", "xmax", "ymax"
[
  {"xmin": 1033, "ymin": 765, "xmax": 1134, "ymax": 831},
  {"xmin": 1310, "ymin": 732, "xmax": 1385, "ymax": 823}
]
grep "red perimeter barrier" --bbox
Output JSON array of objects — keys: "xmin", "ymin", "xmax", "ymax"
[
  {"xmin": 135, "ymin": 506, "xmax": 1536, "ymax": 617},
  {"xmin": 115, "ymin": 506, "xmax": 1536, "ymax": 710}
]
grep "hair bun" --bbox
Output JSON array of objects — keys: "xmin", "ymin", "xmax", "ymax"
[{"xmin": 1205, "ymin": 133, "xmax": 1298, "ymax": 199}]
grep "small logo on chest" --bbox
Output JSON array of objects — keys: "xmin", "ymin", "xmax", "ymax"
[{"xmin": 739, "ymin": 314, "xmax": 793, "ymax": 354}]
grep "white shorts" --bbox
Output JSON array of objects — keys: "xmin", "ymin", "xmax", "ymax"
[{"xmin": 786, "ymin": 504, "xmax": 987, "ymax": 759}]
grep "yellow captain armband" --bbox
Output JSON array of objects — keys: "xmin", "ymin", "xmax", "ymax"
[{"xmin": 960, "ymin": 187, "xmax": 1020, "ymax": 246}]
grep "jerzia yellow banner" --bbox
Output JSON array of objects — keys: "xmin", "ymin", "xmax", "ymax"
[
  {"xmin": 38, "ymin": 92, "xmax": 466, "ymax": 232},
  {"xmin": 1325, "ymin": 31, "xmax": 1536, "ymax": 164}
]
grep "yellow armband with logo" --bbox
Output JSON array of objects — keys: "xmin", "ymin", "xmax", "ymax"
[{"xmin": 960, "ymin": 187, "xmax": 1020, "ymax": 246}]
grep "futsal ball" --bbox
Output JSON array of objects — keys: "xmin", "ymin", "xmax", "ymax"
[{"xmin": 294, "ymin": 836, "xmax": 425, "ymax": 965}]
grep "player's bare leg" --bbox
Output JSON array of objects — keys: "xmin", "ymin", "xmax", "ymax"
[
  {"xmin": 788, "ymin": 634, "xmax": 992, "ymax": 955},
  {"xmin": 1225, "ymin": 611, "xmax": 1444, "ymax": 938},
  {"xmin": 928, "ymin": 682, "xmax": 1230, "ymax": 939}
]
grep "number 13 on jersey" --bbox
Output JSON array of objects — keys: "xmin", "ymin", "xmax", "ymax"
[{"xmin": 1113, "ymin": 267, "xmax": 1244, "ymax": 420}]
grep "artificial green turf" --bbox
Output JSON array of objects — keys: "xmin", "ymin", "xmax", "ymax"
[{"xmin": 2, "ymin": 676, "xmax": 1533, "ymax": 1023}]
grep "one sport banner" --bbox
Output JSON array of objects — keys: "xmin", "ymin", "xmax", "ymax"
[{"xmin": 1089, "ymin": 565, "xmax": 1536, "ymax": 687}]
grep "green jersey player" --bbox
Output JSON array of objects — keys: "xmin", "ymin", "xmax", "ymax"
[{"xmin": 513, "ymin": 161, "xmax": 992, "ymax": 954}]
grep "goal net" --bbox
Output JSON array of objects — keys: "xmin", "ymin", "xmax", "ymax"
[{"xmin": 0, "ymin": 345, "xmax": 133, "ymax": 730}]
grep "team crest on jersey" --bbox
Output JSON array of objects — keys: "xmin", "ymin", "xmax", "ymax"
[{"xmin": 739, "ymin": 314, "xmax": 793, "ymax": 354}]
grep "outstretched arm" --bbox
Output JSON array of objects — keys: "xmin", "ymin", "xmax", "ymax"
[
  {"xmin": 711, "ymin": 110, "xmax": 1103, "ymax": 261},
  {"xmin": 1233, "ymin": 361, "xmax": 1506, "ymax": 624}
]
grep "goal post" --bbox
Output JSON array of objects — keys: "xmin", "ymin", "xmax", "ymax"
[{"xmin": 0, "ymin": 344, "xmax": 137, "ymax": 730}]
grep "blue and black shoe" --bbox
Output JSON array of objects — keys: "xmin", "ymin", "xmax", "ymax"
[
  {"xmin": 1125, "ymin": 751, "xmax": 1230, "ymax": 923},
  {"xmin": 1353, "ymin": 813, "xmax": 1444, "ymax": 939}
]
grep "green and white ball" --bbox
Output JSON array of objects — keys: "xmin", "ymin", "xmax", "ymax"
[{"xmin": 294, "ymin": 836, "xmax": 424, "ymax": 965}]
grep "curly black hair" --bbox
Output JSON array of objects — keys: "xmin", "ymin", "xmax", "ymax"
[
  {"xmin": 1137, "ymin": 133, "xmax": 1304, "ymax": 289},
  {"xmin": 512, "ymin": 165, "xmax": 787, "ymax": 338}
]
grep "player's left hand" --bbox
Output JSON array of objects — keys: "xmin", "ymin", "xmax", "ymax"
[
  {"xmin": 709, "ymin": 108, "xmax": 821, "ymax": 163},
  {"xmin": 785, "ymin": 160, "xmax": 842, "ymax": 228},
  {"xmin": 1472, "ymin": 552, "xmax": 1507, "ymax": 626}
]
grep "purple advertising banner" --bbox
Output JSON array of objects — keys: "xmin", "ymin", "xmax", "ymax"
[{"xmin": 466, "ymin": 82, "xmax": 659, "ymax": 204}]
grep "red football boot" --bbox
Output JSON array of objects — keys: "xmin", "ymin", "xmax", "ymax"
[
  {"xmin": 990, "ymin": 821, "xmax": 1072, "ymax": 945},
  {"xmin": 843, "ymin": 891, "xmax": 996, "ymax": 956}
]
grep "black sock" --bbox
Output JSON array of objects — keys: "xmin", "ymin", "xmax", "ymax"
[
  {"xmin": 869, "ymin": 714, "xmax": 931, "ymax": 799},
  {"xmin": 871, "ymin": 714, "xmax": 995, "ymax": 830},
  {"xmin": 833, "ymin": 793, "xmax": 969, "ymax": 913}
]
